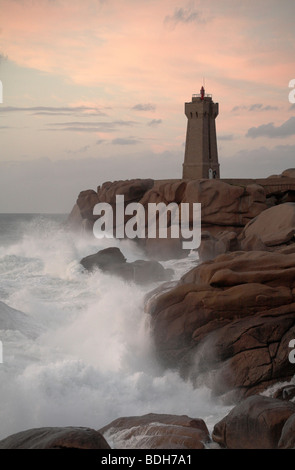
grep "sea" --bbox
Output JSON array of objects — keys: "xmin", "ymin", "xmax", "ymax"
[{"xmin": 0, "ymin": 213, "xmax": 232, "ymax": 446}]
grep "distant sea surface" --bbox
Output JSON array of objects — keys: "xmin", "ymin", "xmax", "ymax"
[
  {"xmin": 0, "ymin": 213, "xmax": 230, "ymax": 445},
  {"xmin": 0, "ymin": 213, "xmax": 67, "ymax": 246}
]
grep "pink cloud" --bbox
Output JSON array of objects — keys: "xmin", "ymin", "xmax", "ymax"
[
  {"xmin": 2, "ymin": 0, "xmax": 293, "ymax": 97},
  {"xmin": 1, "ymin": 0, "xmax": 294, "ymax": 159}
]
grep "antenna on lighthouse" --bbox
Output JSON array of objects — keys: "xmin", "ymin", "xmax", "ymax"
[{"xmin": 201, "ymin": 77, "xmax": 206, "ymax": 99}]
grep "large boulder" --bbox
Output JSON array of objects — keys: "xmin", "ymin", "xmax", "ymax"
[
  {"xmin": 99, "ymin": 413, "xmax": 210, "ymax": 449},
  {"xmin": 278, "ymin": 413, "xmax": 295, "ymax": 448},
  {"xmin": 68, "ymin": 179, "xmax": 154, "ymax": 235},
  {"xmin": 268, "ymin": 168, "xmax": 295, "ymax": 179},
  {"xmin": 97, "ymin": 178, "xmax": 154, "ymax": 205},
  {"xmin": 198, "ymin": 230, "xmax": 239, "ymax": 262},
  {"xmin": 145, "ymin": 250, "xmax": 295, "ymax": 399},
  {"xmin": 282, "ymin": 168, "xmax": 295, "ymax": 178},
  {"xmin": 80, "ymin": 246, "xmax": 127, "ymax": 271},
  {"xmin": 67, "ymin": 171, "xmax": 295, "ymax": 258},
  {"xmin": 0, "ymin": 426, "xmax": 110, "ymax": 449},
  {"xmin": 139, "ymin": 179, "xmax": 268, "ymax": 242},
  {"xmin": 212, "ymin": 395, "xmax": 295, "ymax": 449},
  {"xmin": 274, "ymin": 384, "xmax": 295, "ymax": 401},
  {"xmin": 199, "ymin": 202, "xmax": 295, "ymax": 260},
  {"xmin": 129, "ymin": 179, "xmax": 269, "ymax": 259},
  {"xmin": 182, "ymin": 180, "xmax": 267, "ymax": 228},
  {"xmin": 80, "ymin": 247, "xmax": 173, "ymax": 284},
  {"xmin": 76, "ymin": 189, "xmax": 99, "ymax": 222},
  {"xmin": 67, "ymin": 178, "xmax": 274, "ymax": 259},
  {"xmin": 240, "ymin": 202, "xmax": 295, "ymax": 248}
]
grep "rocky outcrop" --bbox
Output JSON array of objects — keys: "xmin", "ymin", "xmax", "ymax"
[
  {"xmin": 67, "ymin": 174, "xmax": 295, "ymax": 259},
  {"xmin": 97, "ymin": 178, "xmax": 154, "ymax": 204},
  {"xmin": 99, "ymin": 413, "xmax": 210, "ymax": 449},
  {"xmin": 3, "ymin": 399, "xmax": 295, "ymax": 449},
  {"xmin": 0, "ymin": 415, "xmax": 210, "ymax": 450},
  {"xmin": 80, "ymin": 246, "xmax": 127, "ymax": 270},
  {"xmin": 274, "ymin": 384, "xmax": 295, "ymax": 401},
  {"xmin": 212, "ymin": 395, "xmax": 295, "ymax": 449},
  {"xmin": 0, "ymin": 426, "xmax": 110, "ymax": 449},
  {"xmin": 278, "ymin": 412, "xmax": 295, "ymax": 448},
  {"xmin": 76, "ymin": 189, "xmax": 100, "ymax": 222},
  {"xmin": 71, "ymin": 179, "xmax": 154, "ymax": 227},
  {"xmin": 182, "ymin": 180, "xmax": 268, "ymax": 230},
  {"xmin": 145, "ymin": 249, "xmax": 295, "ymax": 400},
  {"xmin": 80, "ymin": 247, "xmax": 173, "ymax": 284},
  {"xmin": 198, "ymin": 230, "xmax": 240, "ymax": 262},
  {"xmin": 268, "ymin": 168, "xmax": 295, "ymax": 179},
  {"xmin": 239, "ymin": 202, "xmax": 295, "ymax": 250},
  {"xmin": 65, "ymin": 170, "xmax": 295, "ymax": 433},
  {"xmin": 198, "ymin": 202, "xmax": 295, "ymax": 262}
]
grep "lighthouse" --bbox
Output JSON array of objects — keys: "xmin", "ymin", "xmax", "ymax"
[{"xmin": 182, "ymin": 86, "xmax": 220, "ymax": 179}]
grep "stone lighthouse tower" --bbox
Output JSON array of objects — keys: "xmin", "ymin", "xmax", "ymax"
[{"xmin": 182, "ymin": 86, "xmax": 220, "ymax": 179}]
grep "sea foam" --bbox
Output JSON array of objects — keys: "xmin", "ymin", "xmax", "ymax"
[{"xmin": 0, "ymin": 214, "xmax": 230, "ymax": 442}]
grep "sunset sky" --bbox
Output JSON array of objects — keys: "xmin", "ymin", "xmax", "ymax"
[{"xmin": 0, "ymin": 0, "xmax": 295, "ymax": 212}]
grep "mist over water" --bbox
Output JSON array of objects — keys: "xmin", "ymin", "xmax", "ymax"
[{"xmin": 0, "ymin": 214, "xmax": 230, "ymax": 443}]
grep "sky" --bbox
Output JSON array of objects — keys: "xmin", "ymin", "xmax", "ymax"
[{"xmin": 0, "ymin": 0, "xmax": 295, "ymax": 213}]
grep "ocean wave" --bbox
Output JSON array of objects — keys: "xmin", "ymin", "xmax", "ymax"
[{"xmin": 0, "ymin": 214, "xmax": 229, "ymax": 443}]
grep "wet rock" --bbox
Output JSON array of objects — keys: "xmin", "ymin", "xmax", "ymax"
[
  {"xmin": 240, "ymin": 202, "xmax": 295, "ymax": 248},
  {"xmin": 97, "ymin": 178, "xmax": 154, "ymax": 205},
  {"xmin": 145, "ymin": 250, "xmax": 295, "ymax": 398},
  {"xmin": 67, "ymin": 178, "xmax": 273, "ymax": 259},
  {"xmin": 80, "ymin": 247, "xmax": 173, "ymax": 284},
  {"xmin": 281, "ymin": 168, "xmax": 295, "ymax": 179},
  {"xmin": 0, "ymin": 426, "xmax": 110, "ymax": 449},
  {"xmin": 273, "ymin": 384, "xmax": 295, "ymax": 401},
  {"xmin": 183, "ymin": 180, "xmax": 268, "ymax": 228},
  {"xmin": 99, "ymin": 413, "xmax": 210, "ymax": 449},
  {"xmin": 77, "ymin": 189, "xmax": 100, "ymax": 223},
  {"xmin": 212, "ymin": 395, "xmax": 295, "ymax": 449},
  {"xmin": 80, "ymin": 246, "xmax": 127, "ymax": 271},
  {"xmin": 278, "ymin": 413, "xmax": 295, "ymax": 448},
  {"xmin": 198, "ymin": 230, "xmax": 239, "ymax": 262}
]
